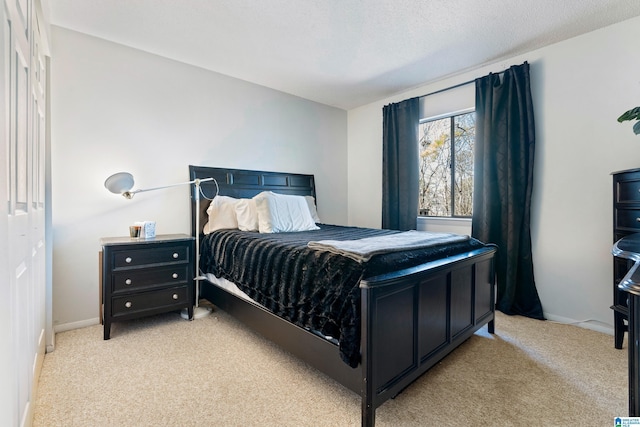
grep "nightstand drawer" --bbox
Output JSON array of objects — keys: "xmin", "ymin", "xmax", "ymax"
[
  {"xmin": 616, "ymin": 171, "xmax": 640, "ymax": 204},
  {"xmin": 112, "ymin": 245, "xmax": 189, "ymax": 269},
  {"xmin": 615, "ymin": 208, "xmax": 640, "ymax": 232},
  {"xmin": 112, "ymin": 265, "xmax": 190, "ymax": 293},
  {"xmin": 111, "ymin": 286, "xmax": 188, "ymax": 317}
]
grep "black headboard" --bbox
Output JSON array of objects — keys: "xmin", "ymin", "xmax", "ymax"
[{"xmin": 189, "ymin": 165, "xmax": 317, "ymax": 237}]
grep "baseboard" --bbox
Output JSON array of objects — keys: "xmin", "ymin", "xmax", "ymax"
[
  {"xmin": 54, "ymin": 317, "xmax": 100, "ymax": 334},
  {"xmin": 543, "ymin": 313, "xmax": 614, "ymax": 336}
]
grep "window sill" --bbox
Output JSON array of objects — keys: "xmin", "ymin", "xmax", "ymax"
[{"xmin": 417, "ymin": 216, "xmax": 471, "ymax": 234}]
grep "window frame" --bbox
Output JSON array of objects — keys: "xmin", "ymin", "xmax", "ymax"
[{"xmin": 418, "ymin": 108, "xmax": 475, "ymax": 219}]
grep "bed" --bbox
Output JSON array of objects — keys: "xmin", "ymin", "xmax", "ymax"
[{"xmin": 189, "ymin": 165, "xmax": 497, "ymax": 426}]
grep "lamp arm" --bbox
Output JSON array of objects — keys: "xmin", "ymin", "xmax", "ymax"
[{"xmin": 127, "ymin": 177, "xmax": 215, "ymax": 197}]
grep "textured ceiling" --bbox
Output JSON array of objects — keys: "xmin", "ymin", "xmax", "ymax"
[{"xmin": 47, "ymin": 0, "xmax": 640, "ymax": 110}]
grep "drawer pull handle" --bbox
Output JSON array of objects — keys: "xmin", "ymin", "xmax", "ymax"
[
  {"xmin": 172, "ymin": 293, "xmax": 179, "ymax": 300},
  {"xmin": 172, "ymin": 273, "xmax": 178, "ymax": 279},
  {"xmin": 637, "ymin": 217, "xmax": 640, "ymax": 223},
  {"xmin": 125, "ymin": 301, "xmax": 132, "ymax": 308},
  {"xmin": 125, "ymin": 279, "xmax": 132, "ymax": 285},
  {"xmin": 125, "ymin": 257, "xmax": 132, "ymax": 263},
  {"xmin": 172, "ymin": 252, "xmax": 179, "ymax": 259}
]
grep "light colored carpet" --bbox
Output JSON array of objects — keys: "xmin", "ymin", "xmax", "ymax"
[{"xmin": 34, "ymin": 306, "xmax": 628, "ymax": 426}]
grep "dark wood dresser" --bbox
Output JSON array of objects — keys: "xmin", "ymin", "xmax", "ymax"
[
  {"xmin": 613, "ymin": 168, "xmax": 640, "ymax": 348},
  {"xmin": 612, "ymin": 233, "xmax": 640, "ymax": 415},
  {"xmin": 100, "ymin": 234, "xmax": 195, "ymax": 339}
]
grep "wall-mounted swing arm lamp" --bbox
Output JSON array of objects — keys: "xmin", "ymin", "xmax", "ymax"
[{"xmin": 104, "ymin": 171, "xmax": 218, "ymax": 320}]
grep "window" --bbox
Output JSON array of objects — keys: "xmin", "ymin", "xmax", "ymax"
[{"xmin": 418, "ymin": 111, "xmax": 475, "ymax": 217}]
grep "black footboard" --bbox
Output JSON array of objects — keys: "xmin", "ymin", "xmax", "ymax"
[{"xmin": 359, "ymin": 246, "xmax": 496, "ymax": 426}]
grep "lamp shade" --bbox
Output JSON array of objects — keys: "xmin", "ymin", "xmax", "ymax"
[{"xmin": 104, "ymin": 172, "xmax": 135, "ymax": 195}]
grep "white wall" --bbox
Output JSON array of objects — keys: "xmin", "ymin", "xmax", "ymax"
[
  {"xmin": 347, "ymin": 16, "xmax": 640, "ymax": 333},
  {"xmin": 50, "ymin": 27, "xmax": 348, "ymax": 330}
]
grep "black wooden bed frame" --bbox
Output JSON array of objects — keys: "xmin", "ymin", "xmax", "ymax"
[{"xmin": 189, "ymin": 165, "xmax": 497, "ymax": 426}]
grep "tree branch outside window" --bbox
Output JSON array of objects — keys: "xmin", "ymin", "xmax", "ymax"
[{"xmin": 418, "ymin": 112, "xmax": 475, "ymax": 217}]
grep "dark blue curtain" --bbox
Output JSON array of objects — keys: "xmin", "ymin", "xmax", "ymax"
[
  {"xmin": 472, "ymin": 62, "xmax": 544, "ymax": 319},
  {"xmin": 382, "ymin": 97, "xmax": 420, "ymax": 231}
]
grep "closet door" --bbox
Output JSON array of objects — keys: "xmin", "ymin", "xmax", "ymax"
[
  {"xmin": 1, "ymin": 0, "xmax": 47, "ymax": 425},
  {"xmin": 0, "ymin": 1, "xmax": 11, "ymax": 423}
]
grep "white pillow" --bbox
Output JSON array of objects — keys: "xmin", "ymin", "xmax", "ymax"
[
  {"xmin": 253, "ymin": 191, "xmax": 320, "ymax": 233},
  {"xmin": 203, "ymin": 196, "xmax": 239, "ymax": 234},
  {"xmin": 304, "ymin": 195, "xmax": 321, "ymax": 223},
  {"xmin": 235, "ymin": 198, "xmax": 259, "ymax": 232}
]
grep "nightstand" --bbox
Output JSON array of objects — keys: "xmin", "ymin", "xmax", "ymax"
[{"xmin": 100, "ymin": 234, "xmax": 195, "ymax": 339}]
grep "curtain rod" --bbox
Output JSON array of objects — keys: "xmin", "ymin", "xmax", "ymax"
[{"xmin": 418, "ymin": 69, "xmax": 506, "ymax": 100}]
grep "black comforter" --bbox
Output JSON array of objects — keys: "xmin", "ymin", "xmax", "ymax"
[{"xmin": 200, "ymin": 224, "xmax": 486, "ymax": 367}]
